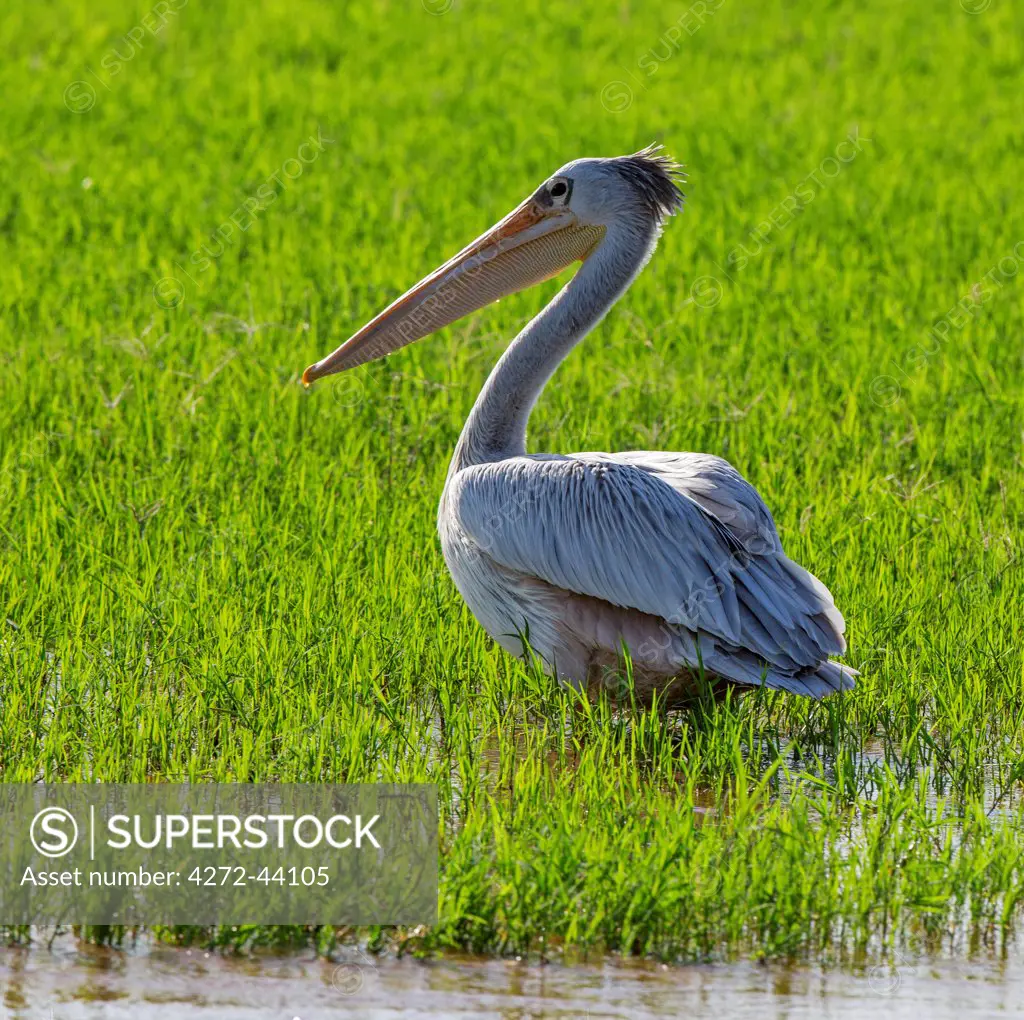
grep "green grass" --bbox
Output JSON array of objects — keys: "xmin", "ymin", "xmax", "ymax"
[{"xmin": 2, "ymin": 0, "xmax": 1024, "ymax": 965}]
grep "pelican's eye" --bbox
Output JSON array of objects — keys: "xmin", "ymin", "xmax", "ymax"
[{"xmin": 550, "ymin": 180, "xmax": 569, "ymax": 199}]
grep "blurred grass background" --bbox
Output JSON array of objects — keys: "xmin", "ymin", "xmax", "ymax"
[{"xmin": 1, "ymin": 0, "xmax": 1023, "ymax": 961}]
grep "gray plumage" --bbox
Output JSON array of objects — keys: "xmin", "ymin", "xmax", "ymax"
[
  {"xmin": 441, "ymin": 451, "xmax": 853, "ymax": 699},
  {"xmin": 610, "ymin": 144, "xmax": 686, "ymax": 223}
]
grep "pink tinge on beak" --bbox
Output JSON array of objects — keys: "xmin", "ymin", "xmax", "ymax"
[{"xmin": 302, "ymin": 199, "xmax": 602, "ymax": 384}]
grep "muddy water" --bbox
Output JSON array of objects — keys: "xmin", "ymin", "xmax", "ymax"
[{"xmin": 3, "ymin": 939, "xmax": 1024, "ymax": 1019}]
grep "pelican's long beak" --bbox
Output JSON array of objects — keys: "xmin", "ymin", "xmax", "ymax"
[{"xmin": 302, "ymin": 197, "xmax": 605, "ymax": 384}]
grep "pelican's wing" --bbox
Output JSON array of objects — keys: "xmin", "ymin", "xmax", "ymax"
[
  {"xmin": 447, "ymin": 453, "xmax": 851, "ymax": 688},
  {"xmin": 587, "ymin": 451, "xmax": 783, "ymax": 555}
]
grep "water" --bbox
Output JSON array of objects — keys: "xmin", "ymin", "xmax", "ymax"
[{"xmin": 2, "ymin": 939, "xmax": 1023, "ymax": 1018}]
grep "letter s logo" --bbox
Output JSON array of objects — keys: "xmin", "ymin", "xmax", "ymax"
[{"xmin": 30, "ymin": 807, "xmax": 79, "ymax": 858}]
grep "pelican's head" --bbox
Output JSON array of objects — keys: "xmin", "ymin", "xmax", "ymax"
[
  {"xmin": 302, "ymin": 144, "xmax": 684, "ymax": 384},
  {"xmin": 544, "ymin": 147, "xmax": 686, "ymax": 233}
]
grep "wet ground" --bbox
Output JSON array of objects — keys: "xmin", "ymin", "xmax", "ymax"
[{"xmin": 2, "ymin": 939, "xmax": 1023, "ymax": 1018}]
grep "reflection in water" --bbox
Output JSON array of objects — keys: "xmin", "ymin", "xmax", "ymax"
[{"xmin": 1, "ymin": 937, "xmax": 1023, "ymax": 1019}]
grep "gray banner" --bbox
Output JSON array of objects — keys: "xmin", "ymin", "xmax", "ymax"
[{"xmin": 0, "ymin": 784, "xmax": 437, "ymax": 925}]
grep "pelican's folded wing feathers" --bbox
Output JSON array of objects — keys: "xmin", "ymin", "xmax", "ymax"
[{"xmin": 447, "ymin": 453, "xmax": 851, "ymax": 687}]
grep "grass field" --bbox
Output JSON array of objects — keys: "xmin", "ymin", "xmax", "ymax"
[{"xmin": 2, "ymin": 0, "xmax": 1023, "ymax": 967}]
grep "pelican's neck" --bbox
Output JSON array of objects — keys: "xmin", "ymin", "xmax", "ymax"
[{"xmin": 449, "ymin": 222, "xmax": 659, "ymax": 472}]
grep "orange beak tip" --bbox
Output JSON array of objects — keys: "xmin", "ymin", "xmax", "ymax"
[{"xmin": 301, "ymin": 366, "xmax": 315, "ymax": 387}]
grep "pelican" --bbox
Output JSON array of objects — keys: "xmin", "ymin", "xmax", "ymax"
[{"xmin": 303, "ymin": 145, "xmax": 856, "ymax": 705}]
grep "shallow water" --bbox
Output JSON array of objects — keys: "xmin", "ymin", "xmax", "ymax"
[{"xmin": 2, "ymin": 940, "xmax": 1023, "ymax": 1019}]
